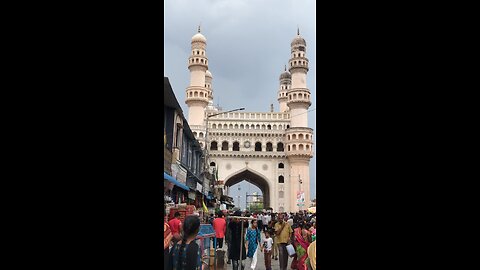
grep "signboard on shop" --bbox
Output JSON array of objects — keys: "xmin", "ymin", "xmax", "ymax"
[
  {"xmin": 196, "ymin": 182, "xmax": 202, "ymax": 192},
  {"xmin": 171, "ymin": 163, "xmax": 187, "ymax": 184}
]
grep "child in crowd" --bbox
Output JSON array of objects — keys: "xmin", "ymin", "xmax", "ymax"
[{"xmin": 261, "ymin": 230, "xmax": 274, "ymax": 270}]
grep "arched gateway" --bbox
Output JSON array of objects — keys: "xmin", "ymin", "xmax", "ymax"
[{"xmin": 224, "ymin": 168, "xmax": 271, "ymax": 209}]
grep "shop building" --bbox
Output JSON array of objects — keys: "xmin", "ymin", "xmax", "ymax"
[{"xmin": 164, "ymin": 77, "xmax": 206, "ymax": 210}]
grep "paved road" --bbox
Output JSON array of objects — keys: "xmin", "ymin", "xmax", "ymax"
[{"xmin": 208, "ymin": 231, "xmax": 293, "ymax": 270}]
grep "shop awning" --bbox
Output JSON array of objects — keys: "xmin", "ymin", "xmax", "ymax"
[
  {"xmin": 222, "ymin": 201, "xmax": 235, "ymax": 207},
  {"xmin": 164, "ymin": 172, "xmax": 190, "ymax": 191}
]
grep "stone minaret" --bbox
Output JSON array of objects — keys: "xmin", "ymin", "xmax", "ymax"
[
  {"xmin": 285, "ymin": 28, "xmax": 313, "ymax": 211},
  {"xmin": 278, "ymin": 65, "xmax": 291, "ymax": 113},
  {"xmin": 185, "ymin": 26, "xmax": 209, "ymax": 126}
]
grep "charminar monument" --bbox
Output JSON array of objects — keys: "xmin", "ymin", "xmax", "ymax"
[{"xmin": 183, "ymin": 26, "xmax": 314, "ymax": 212}]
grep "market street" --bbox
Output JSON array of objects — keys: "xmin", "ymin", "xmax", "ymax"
[{"xmin": 209, "ymin": 231, "xmax": 293, "ymax": 270}]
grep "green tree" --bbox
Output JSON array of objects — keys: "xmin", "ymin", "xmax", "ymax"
[{"xmin": 248, "ymin": 202, "xmax": 264, "ymax": 212}]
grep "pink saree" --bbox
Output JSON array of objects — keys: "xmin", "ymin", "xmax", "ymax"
[{"xmin": 291, "ymin": 228, "xmax": 311, "ymax": 270}]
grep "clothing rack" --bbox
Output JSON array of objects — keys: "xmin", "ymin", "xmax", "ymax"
[{"xmin": 226, "ymin": 216, "xmax": 255, "ymax": 264}]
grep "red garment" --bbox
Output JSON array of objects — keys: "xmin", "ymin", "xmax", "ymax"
[
  {"xmin": 164, "ymin": 222, "xmax": 172, "ymax": 250},
  {"xmin": 212, "ymin": 217, "xmax": 227, "ymax": 238},
  {"xmin": 168, "ymin": 218, "xmax": 182, "ymax": 235}
]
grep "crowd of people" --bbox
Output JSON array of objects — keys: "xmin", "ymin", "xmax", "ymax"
[{"xmin": 164, "ymin": 207, "xmax": 317, "ymax": 270}]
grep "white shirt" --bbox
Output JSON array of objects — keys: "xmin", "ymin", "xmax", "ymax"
[
  {"xmin": 257, "ymin": 214, "xmax": 262, "ymax": 221},
  {"xmin": 287, "ymin": 218, "xmax": 294, "ymax": 226},
  {"xmin": 264, "ymin": 214, "xmax": 271, "ymax": 224},
  {"xmin": 262, "ymin": 214, "xmax": 268, "ymax": 224},
  {"xmin": 262, "ymin": 237, "xmax": 273, "ymax": 251}
]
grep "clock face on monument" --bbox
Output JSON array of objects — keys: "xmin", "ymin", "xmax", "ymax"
[{"xmin": 244, "ymin": 141, "xmax": 251, "ymax": 148}]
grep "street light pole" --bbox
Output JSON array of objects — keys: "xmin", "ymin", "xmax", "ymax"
[
  {"xmin": 203, "ymin": 107, "xmax": 245, "ymax": 204},
  {"xmin": 245, "ymin": 192, "xmax": 248, "ymax": 211},
  {"xmin": 237, "ymin": 195, "xmax": 241, "ymax": 209},
  {"xmin": 298, "ymin": 174, "xmax": 303, "ymax": 211}
]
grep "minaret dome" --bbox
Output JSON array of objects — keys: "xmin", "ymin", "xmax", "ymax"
[
  {"xmin": 206, "ymin": 70, "xmax": 213, "ymax": 79},
  {"xmin": 191, "ymin": 25, "xmax": 206, "ymax": 43}
]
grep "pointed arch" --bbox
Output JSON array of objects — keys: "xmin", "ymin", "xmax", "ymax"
[{"xmin": 224, "ymin": 168, "xmax": 271, "ymax": 209}]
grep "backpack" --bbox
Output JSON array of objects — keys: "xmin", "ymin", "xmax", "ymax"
[{"xmin": 170, "ymin": 242, "xmax": 201, "ymax": 270}]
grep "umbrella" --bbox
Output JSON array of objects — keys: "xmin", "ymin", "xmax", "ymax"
[{"xmin": 307, "ymin": 207, "xmax": 316, "ymax": 213}]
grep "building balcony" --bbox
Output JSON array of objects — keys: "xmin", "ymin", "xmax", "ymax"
[
  {"xmin": 207, "ymin": 112, "xmax": 291, "ymax": 121},
  {"xmin": 285, "ymin": 149, "xmax": 314, "ymax": 158}
]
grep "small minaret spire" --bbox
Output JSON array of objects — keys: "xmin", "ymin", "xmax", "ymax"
[
  {"xmin": 297, "ymin": 26, "xmax": 300, "ymax": 35},
  {"xmin": 198, "ymin": 23, "xmax": 201, "ymax": 33},
  {"xmin": 270, "ymin": 104, "xmax": 274, "ymax": 112},
  {"xmin": 284, "ymin": 64, "xmax": 287, "ymax": 71}
]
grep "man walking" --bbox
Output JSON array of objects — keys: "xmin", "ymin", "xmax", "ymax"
[
  {"xmin": 257, "ymin": 212, "xmax": 263, "ymax": 234},
  {"xmin": 212, "ymin": 211, "xmax": 227, "ymax": 250},
  {"xmin": 275, "ymin": 213, "xmax": 293, "ymax": 270},
  {"xmin": 167, "ymin": 211, "xmax": 182, "ymax": 244},
  {"xmin": 264, "ymin": 212, "xmax": 271, "ymax": 232}
]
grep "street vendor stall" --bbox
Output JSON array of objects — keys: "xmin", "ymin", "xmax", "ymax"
[{"xmin": 167, "ymin": 204, "xmax": 195, "ymax": 222}]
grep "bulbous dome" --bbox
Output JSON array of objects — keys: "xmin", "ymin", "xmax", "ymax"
[
  {"xmin": 192, "ymin": 33, "xmax": 206, "ymax": 43},
  {"xmin": 206, "ymin": 100, "xmax": 218, "ymax": 112},
  {"xmin": 291, "ymin": 34, "xmax": 306, "ymax": 47},
  {"xmin": 205, "ymin": 70, "xmax": 212, "ymax": 78},
  {"xmin": 279, "ymin": 70, "xmax": 291, "ymax": 80}
]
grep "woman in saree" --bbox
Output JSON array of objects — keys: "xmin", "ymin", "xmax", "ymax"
[{"xmin": 291, "ymin": 223, "xmax": 312, "ymax": 270}]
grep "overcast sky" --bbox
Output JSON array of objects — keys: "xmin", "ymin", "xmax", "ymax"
[{"xmin": 164, "ymin": 0, "xmax": 317, "ymax": 206}]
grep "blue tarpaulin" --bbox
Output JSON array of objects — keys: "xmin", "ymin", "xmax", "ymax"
[
  {"xmin": 197, "ymin": 224, "xmax": 215, "ymax": 238},
  {"xmin": 164, "ymin": 172, "xmax": 190, "ymax": 191}
]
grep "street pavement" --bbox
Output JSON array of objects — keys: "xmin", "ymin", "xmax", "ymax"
[{"xmin": 209, "ymin": 231, "xmax": 293, "ymax": 270}]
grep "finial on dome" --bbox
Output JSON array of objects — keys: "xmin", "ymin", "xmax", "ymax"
[
  {"xmin": 284, "ymin": 64, "xmax": 287, "ymax": 71},
  {"xmin": 198, "ymin": 24, "xmax": 201, "ymax": 33},
  {"xmin": 297, "ymin": 26, "xmax": 300, "ymax": 35}
]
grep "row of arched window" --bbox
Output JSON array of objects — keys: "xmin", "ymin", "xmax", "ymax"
[
  {"xmin": 189, "ymin": 58, "xmax": 208, "ymax": 65},
  {"xmin": 209, "ymin": 132, "xmax": 284, "ymax": 138},
  {"xmin": 280, "ymin": 85, "xmax": 290, "ymax": 90},
  {"xmin": 292, "ymin": 52, "xmax": 305, "ymax": 58},
  {"xmin": 210, "ymin": 141, "xmax": 284, "ymax": 152},
  {"xmin": 287, "ymin": 144, "xmax": 311, "ymax": 151},
  {"xmin": 210, "ymin": 161, "xmax": 285, "ymax": 169},
  {"xmin": 187, "ymin": 91, "xmax": 208, "ymax": 98},
  {"xmin": 193, "ymin": 50, "xmax": 205, "ymax": 56},
  {"xmin": 287, "ymin": 133, "xmax": 311, "ymax": 140},
  {"xmin": 288, "ymin": 93, "xmax": 310, "ymax": 100},
  {"xmin": 290, "ymin": 60, "xmax": 307, "ymax": 66},
  {"xmin": 193, "ymin": 132, "xmax": 204, "ymax": 138},
  {"xmin": 210, "ymin": 123, "xmax": 289, "ymax": 130}
]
